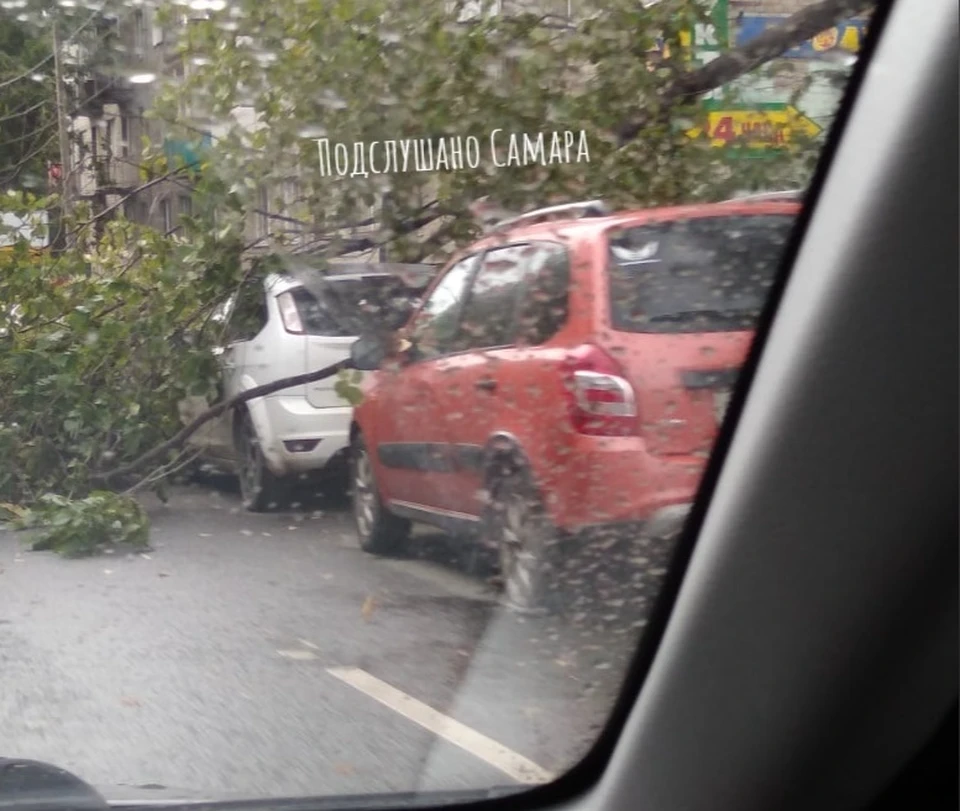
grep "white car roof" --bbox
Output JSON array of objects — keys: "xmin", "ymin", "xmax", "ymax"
[{"xmin": 263, "ymin": 271, "xmax": 395, "ymax": 296}]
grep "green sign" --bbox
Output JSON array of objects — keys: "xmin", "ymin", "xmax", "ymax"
[{"xmin": 680, "ymin": 0, "xmax": 729, "ymax": 51}]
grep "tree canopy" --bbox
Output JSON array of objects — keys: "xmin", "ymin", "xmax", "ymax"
[
  {"xmin": 157, "ymin": 0, "xmax": 868, "ymax": 263},
  {"xmin": 0, "ymin": 11, "xmax": 57, "ymax": 191}
]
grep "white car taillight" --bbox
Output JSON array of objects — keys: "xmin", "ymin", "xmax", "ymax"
[
  {"xmin": 276, "ymin": 291, "xmax": 305, "ymax": 334},
  {"xmin": 572, "ymin": 370, "xmax": 637, "ymax": 418},
  {"xmin": 562, "ymin": 344, "xmax": 639, "ymax": 436}
]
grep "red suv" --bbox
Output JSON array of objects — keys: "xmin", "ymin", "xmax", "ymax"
[{"xmin": 348, "ymin": 200, "xmax": 799, "ymax": 611}]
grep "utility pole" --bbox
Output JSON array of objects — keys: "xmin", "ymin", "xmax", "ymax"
[{"xmin": 52, "ymin": 19, "xmax": 75, "ymax": 248}]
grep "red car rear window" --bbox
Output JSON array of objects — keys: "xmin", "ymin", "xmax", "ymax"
[{"xmin": 606, "ymin": 214, "xmax": 796, "ymax": 333}]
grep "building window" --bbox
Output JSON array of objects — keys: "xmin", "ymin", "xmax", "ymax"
[
  {"xmin": 103, "ymin": 119, "xmax": 114, "ymax": 159},
  {"xmin": 151, "ymin": 10, "xmax": 164, "ymax": 47},
  {"xmin": 125, "ymin": 198, "xmax": 148, "ymax": 224},
  {"xmin": 179, "ymin": 195, "xmax": 192, "ymax": 218},
  {"xmin": 160, "ymin": 199, "xmax": 172, "ymax": 233},
  {"xmin": 133, "ymin": 10, "xmax": 146, "ymax": 54},
  {"xmin": 257, "ymin": 187, "xmax": 270, "ymax": 238},
  {"xmin": 119, "ymin": 116, "xmax": 130, "ymax": 157},
  {"xmin": 283, "ymin": 180, "xmax": 300, "ymax": 208}
]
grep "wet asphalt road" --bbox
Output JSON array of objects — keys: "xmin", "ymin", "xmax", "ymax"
[{"xmin": 0, "ymin": 477, "xmax": 673, "ymax": 803}]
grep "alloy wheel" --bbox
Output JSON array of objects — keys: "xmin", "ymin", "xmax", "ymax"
[
  {"xmin": 239, "ymin": 420, "xmax": 263, "ymax": 505},
  {"xmin": 352, "ymin": 446, "xmax": 378, "ymax": 539}
]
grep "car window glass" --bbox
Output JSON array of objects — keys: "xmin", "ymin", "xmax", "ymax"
[
  {"xmin": 226, "ymin": 280, "xmax": 267, "ymax": 343},
  {"xmin": 288, "ymin": 286, "xmax": 352, "ymax": 337},
  {"xmin": 608, "ymin": 216, "xmax": 794, "ymax": 333},
  {"xmin": 514, "ymin": 243, "xmax": 571, "ymax": 347},
  {"xmin": 453, "ymin": 246, "xmax": 531, "ymax": 352},
  {"xmin": 289, "ymin": 278, "xmax": 422, "ymax": 337},
  {"xmin": 410, "ymin": 255, "xmax": 477, "ymax": 358}
]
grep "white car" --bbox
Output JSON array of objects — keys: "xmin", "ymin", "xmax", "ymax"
[{"xmin": 179, "ymin": 259, "xmax": 430, "ymax": 511}]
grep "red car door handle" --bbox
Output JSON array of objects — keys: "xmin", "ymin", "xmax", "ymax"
[{"xmin": 475, "ymin": 378, "xmax": 497, "ymax": 392}]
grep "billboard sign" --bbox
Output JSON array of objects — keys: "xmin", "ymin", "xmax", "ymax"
[{"xmin": 735, "ymin": 15, "xmax": 867, "ymax": 59}]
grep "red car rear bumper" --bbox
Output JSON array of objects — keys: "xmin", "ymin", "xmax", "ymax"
[{"xmin": 534, "ymin": 435, "xmax": 705, "ymax": 533}]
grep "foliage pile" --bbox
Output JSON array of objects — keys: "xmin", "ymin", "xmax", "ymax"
[
  {"xmin": 0, "ymin": 10, "xmax": 57, "ymax": 191},
  {"xmin": 0, "ymin": 183, "xmax": 248, "ymax": 552},
  {"xmin": 12, "ymin": 490, "xmax": 150, "ymax": 558}
]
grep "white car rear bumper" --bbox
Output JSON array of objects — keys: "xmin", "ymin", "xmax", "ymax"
[{"xmin": 256, "ymin": 396, "xmax": 352, "ymax": 477}]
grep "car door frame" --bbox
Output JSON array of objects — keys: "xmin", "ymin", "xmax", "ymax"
[
  {"xmin": 432, "ymin": 241, "xmax": 563, "ymax": 518},
  {"xmin": 210, "ymin": 276, "xmax": 271, "ymax": 465},
  {"xmin": 370, "ymin": 252, "xmax": 485, "ymax": 513}
]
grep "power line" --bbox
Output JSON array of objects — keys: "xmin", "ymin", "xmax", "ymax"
[
  {"xmin": 0, "ymin": 117, "xmax": 55, "ymax": 150},
  {"xmin": 0, "ymin": 98, "xmax": 49, "ymax": 125},
  {"xmin": 0, "ymin": 69, "xmax": 124, "ymax": 150},
  {"xmin": 0, "ymin": 8, "xmax": 137, "ymax": 130},
  {"xmin": 53, "ymin": 17, "xmax": 74, "ymax": 236},
  {"xmin": 0, "ymin": 6, "xmax": 147, "ymax": 195},
  {"xmin": 0, "ymin": 131, "xmax": 58, "ymax": 186},
  {"xmin": 0, "ymin": 6, "xmax": 102, "ymax": 91}
]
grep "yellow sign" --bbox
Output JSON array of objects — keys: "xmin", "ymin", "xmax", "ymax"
[
  {"xmin": 0, "ymin": 245, "xmax": 46, "ymax": 257},
  {"xmin": 811, "ymin": 27, "xmax": 840, "ymax": 51},
  {"xmin": 687, "ymin": 106, "xmax": 822, "ymax": 149},
  {"xmin": 813, "ymin": 24, "xmax": 864, "ymax": 53}
]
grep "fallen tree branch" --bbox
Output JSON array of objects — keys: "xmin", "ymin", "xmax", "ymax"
[
  {"xmin": 94, "ymin": 358, "xmax": 353, "ymax": 484},
  {"xmin": 615, "ymin": 0, "xmax": 873, "ymax": 145},
  {"xmin": 123, "ymin": 446, "xmax": 204, "ymax": 496},
  {"xmin": 69, "ymin": 166, "xmax": 193, "ymax": 235},
  {"xmin": 292, "ymin": 200, "xmax": 448, "ymax": 258}
]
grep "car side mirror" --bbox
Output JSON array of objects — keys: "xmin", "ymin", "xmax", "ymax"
[
  {"xmin": 350, "ymin": 334, "xmax": 389, "ymax": 371},
  {"xmin": 382, "ymin": 299, "xmax": 416, "ymax": 331}
]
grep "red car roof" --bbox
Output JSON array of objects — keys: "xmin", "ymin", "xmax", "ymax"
[{"xmin": 465, "ymin": 200, "xmax": 802, "ymax": 255}]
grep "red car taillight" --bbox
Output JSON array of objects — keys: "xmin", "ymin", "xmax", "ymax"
[{"xmin": 562, "ymin": 344, "xmax": 638, "ymax": 436}]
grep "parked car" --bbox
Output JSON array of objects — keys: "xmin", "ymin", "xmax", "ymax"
[
  {"xmin": 347, "ymin": 199, "xmax": 801, "ymax": 611},
  {"xmin": 178, "ymin": 257, "xmax": 432, "ymax": 511}
]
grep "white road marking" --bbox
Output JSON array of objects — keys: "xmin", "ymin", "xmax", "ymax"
[
  {"xmin": 277, "ymin": 649, "xmax": 318, "ymax": 661},
  {"xmin": 327, "ymin": 666, "xmax": 555, "ymax": 785}
]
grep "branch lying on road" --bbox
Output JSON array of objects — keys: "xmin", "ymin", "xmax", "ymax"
[
  {"xmin": 95, "ymin": 358, "xmax": 353, "ymax": 484},
  {"xmin": 615, "ymin": 0, "xmax": 873, "ymax": 144}
]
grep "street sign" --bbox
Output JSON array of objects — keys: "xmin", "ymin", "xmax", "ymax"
[
  {"xmin": 686, "ymin": 104, "xmax": 822, "ymax": 149},
  {"xmin": 650, "ymin": 0, "xmax": 728, "ymax": 60},
  {"xmin": 679, "ymin": 0, "xmax": 729, "ymax": 51},
  {"xmin": 735, "ymin": 15, "xmax": 867, "ymax": 59}
]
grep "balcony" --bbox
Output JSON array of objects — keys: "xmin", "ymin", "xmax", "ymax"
[
  {"xmin": 74, "ymin": 155, "xmax": 140, "ymax": 199},
  {"xmin": 75, "ymin": 73, "xmax": 140, "ymax": 119}
]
